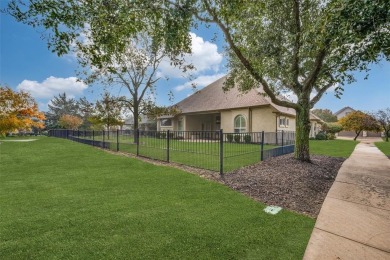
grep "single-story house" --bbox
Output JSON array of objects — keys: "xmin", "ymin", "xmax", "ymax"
[{"xmin": 158, "ymin": 76, "xmax": 322, "ymax": 138}]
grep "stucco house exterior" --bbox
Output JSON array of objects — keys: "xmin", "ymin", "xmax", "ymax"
[
  {"xmin": 158, "ymin": 77, "xmax": 322, "ymax": 138},
  {"xmin": 335, "ymin": 106, "xmax": 355, "ymax": 120}
]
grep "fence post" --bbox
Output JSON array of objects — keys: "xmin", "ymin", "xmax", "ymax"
[
  {"xmin": 167, "ymin": 130, "xmax": 170, "ymax": 163},
  {"xmin": 282, "ymin": 130, "xmax": 284, "ymax": 147},
  {"xmin": 136, "ymin": 129, "xmax": 140, "ymax": 156},
  {"xmin": 219, "ymin": 129, "xmax": 223, "ymax": 176},
  {"xmin": 103, "ymin": 130, "xmax": 105, "ymax": 149},
  {"xmin": 261, "ymin": 131, "xmax": 265, "ymax": 161},
  {"xmin": 117, "ymin": 129, "xmax": 119, "ymax": 152},
  {"xmin": 92, "ymin": 130, "xmax": 95, "ymax": 146},
  {"xmin": 66, "ymin": 129, "xmax": 69, "ymax": 139}
]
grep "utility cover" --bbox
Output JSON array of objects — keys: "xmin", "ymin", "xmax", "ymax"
[{"xmin": 264, "ymin": 206, "xmax": 282, "ymax": 215}]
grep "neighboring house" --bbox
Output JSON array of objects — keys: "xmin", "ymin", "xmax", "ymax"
[
  {"xmin": 158, "ymin": 76, "xmax": 322, "ymax": 138},
  {"xmin": 122, "ymin": 115, "xmax": 157, "ymax": 131},
  {"xmin": 335, "ymin": 106, "xmax": 355, "ymax": 120},
  {"xmin": 334, "ymin": 106, "xmax": 382, "ymax": 137}
]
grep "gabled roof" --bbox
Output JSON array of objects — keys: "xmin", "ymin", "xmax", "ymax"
[
  {"xmin": 175, "ymin": 76, "xmax": 272, "ymax": 113},
  {"xmin": 175, "ymin": 76, "xmax": 319, "ymax": 120},
  {"xmin": 334, "ymin": 106, "xmax": 355, "ymax": 116}
]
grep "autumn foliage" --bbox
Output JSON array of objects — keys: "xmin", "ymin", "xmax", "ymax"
[
  {"xmin": 0, "ymin": 87, "xmax": 45, "ymax": 136},
  {"xmin": 339, "ymin": 111, "xmax": 381, "ymax": 140},
  {"xmin": 58, "ymin": 114, "xmax": 83, "ymax": 130}
]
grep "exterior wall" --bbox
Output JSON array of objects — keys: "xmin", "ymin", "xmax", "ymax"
[
  {"xmin": 275, "ymin": 115, "xmax": 296, "ymax": 132},
  {"xmin": 336, "ymin": 107, "xmax": 355, "ymax": 120},
  {"xmin": 185, "ymin": 114, "xmax": 219, "ymax": 131},
  {"xmin": 310, "ymin": 121, "xmax": 321, "ymax": 138},
  {"xmin": 251, "ymin": 107, "xmax": 277, "ymax": 132},
  {"xmin": 220, "ymin": 108, "xmax": 249, "ymax": 133}
]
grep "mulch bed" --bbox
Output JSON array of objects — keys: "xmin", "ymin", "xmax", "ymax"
[
  {"xmin": 104, "ymin": 149, "xmax": 345, "ymax": 218},
  {"xmin": 216, "ymin": 155, "xmax": 345, "ymax": 218}
]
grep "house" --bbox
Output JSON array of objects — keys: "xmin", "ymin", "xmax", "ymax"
[
  {"xmin": 122, "ymin": 115, "xmax": 157, "ymax": 131},
  {"xmin": 335, "ymin": 106, "xmax": 355, "ymax": 120},
  {"xmin": 158, "ymin": 77, "xmax": 322, "ymax": 137},
  {"xmin": 334, "ymin": 106, "xmax": 382, "ymax": 137}
]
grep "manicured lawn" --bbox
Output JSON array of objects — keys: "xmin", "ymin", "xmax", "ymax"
[
  {"xmin": 74, "ymin": 134, "xmax": 277, "ymax": 172},
  {"xmin": 0, "ymin": 137, "xmax": 314, "ymax": 259},
  {"xmin": 375, "ymin": 141, "xmax": 390, "ymax": 157},
  {"xmin": 309, "ymin": 139, "xmax": 358, "ymax": 157}
]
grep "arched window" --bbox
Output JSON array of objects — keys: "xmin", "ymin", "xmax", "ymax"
[{"xmin": 234, "ymin": 115, "xmax": 246, "ymax": 133}]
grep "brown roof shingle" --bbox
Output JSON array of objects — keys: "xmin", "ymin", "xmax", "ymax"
[{"xmin": 174, "ymin": 76, "xmax": 322, "ymax": 121}]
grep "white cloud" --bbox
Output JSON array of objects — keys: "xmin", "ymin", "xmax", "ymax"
[
  {"xmin": 158, "ymin": 32, "xmax": 223, "ymax": 78},
  {"xmin": 175, "ymin": 73, "xmax": 226, "ymax": 92},
  {"xmin": 17, "ymin": 76, "xmax": 87, "ymax": 99}
]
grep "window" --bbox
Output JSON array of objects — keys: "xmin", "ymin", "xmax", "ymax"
[
  {"xmin": 279, "ymin": 117, "xmax": 289, "ymax": 127},
  {"xmin": 234, "ymin": 115, "xmax": 246, "ymax": 133},
  {"xmin": 160, "ymin": 118, "xmax": 172, "ymax": 127}
]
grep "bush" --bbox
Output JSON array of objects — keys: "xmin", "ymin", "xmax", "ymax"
[
  {"xmin": 326, "ymin": 133, "xmax": 336, "ymax": 140},
  {"xmin": 323, "ymin": 122, "xmax": 343, "ymax": 134},
  {"xmin": 315, "ymin": 132, "xmax": 327, "ymax": 140},
  {"xmin": 244, "ymin": 134, "xmax": 251, "ymax": 143},
  {"xmin": 234, "ymin": 134, "xmax": 241, "ymax": 143},
  {"xmin": 226, "ymin": 134, "xmax": 234, "ymax": 143},
  {"xmin": 156, "ymin": 132, "xmax": 166, "ymax": 139}
]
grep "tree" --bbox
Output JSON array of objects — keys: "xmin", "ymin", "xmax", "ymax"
[
  {"xmin": 339, "ymin": 111, "xmax": 381, "ymax": 141},
  {"xmin": 373, "ymin": 108, "xmax": 390, "ymax": 142},
  {"xmin": 6, "ymin": 0, "xmax": 390, "ymax": 161},
  {"xmin": 77, "ymin": 33, "xmax": 171, "ymax": 132},
  {"xmin": 77, "ymin": 97, "xmax": 95, "ymax": 130},
  {"xmin": 323, "ymin": 122, "xmax": 343, "ymax": 134},
  {"xmin": 89, "ymin": 92, "xmax": 124, "ymax": 138},
  {"xmin": 0, "ymin": 86, "xmax": 45, "ymax": 136},
  {"xmin": 58, "ymin": 114, "xmax": 83, "ymax": 130},
  {"xmin": 312, "ymin": 109, "xmax": 337, "ymax": 122},
  {"xmin": 46, "ymin": 93, "xmax": 79, "ymax": 129}
]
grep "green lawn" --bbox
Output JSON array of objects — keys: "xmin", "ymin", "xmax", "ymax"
[
  {"xmin": 0, "ymin": 137, "xmax": 314, "ymax": 259},
  {"xmin": 375, "ymin": 141, "xmax": 390, "ymax": 157},
  {"xmin": 74, "ymin": 134, "xmax": 277, "ymax": 172},
  {"xmin": 309, "ymin": 139, "xmax": 358, "ymax": 157}
]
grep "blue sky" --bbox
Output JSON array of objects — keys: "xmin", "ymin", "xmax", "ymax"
[{"xmin": 1, "ymin": 4, "xmax": 389, "ymax": 114}]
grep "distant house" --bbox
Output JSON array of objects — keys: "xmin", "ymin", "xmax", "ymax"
[
  {"xmin": 335, "ymin": 106, "xmax": 381, "ymax": 137},
  {"xmin": 122, "ymin": 115, "xmax": 157, "ymax": 131},
  {"xmin": 158, "ymin": 77, "xmax": 322, "ymax": 137},
  {"xmin": 335, "ymin": 106, "xmax": 355, "ymax": 120}
]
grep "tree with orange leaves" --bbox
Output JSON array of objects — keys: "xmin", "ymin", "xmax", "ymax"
[
  {"xmin": 58, "ymin": 114, "xmax": 83, "ymax": 130},
  {"xmin": 0, "ymin": 86, "xmax": 45, "ymax": 136},
  {"xmin": 339, "ymin": 111, "xmax": 381, "ymax": 141}
]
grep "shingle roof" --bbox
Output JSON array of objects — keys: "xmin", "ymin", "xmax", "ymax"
[
  {"xmin": 175, "ymin": 76, "xmax": 320, "ymax": 121},
  {"xmin": 334, "ymin": 106, "xmax": 355, "ymax": 116}
]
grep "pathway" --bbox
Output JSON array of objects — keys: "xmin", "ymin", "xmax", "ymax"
[{"xmin": 303, "ymin": 139, "xmax": 390, "ymax": 259}]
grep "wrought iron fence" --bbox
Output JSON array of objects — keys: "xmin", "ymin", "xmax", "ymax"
[{"xmin": 48, "ymin": 129, "xmax": 295, "ymax": 174}]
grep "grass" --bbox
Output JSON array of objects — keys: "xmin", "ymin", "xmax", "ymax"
[
  {"xmin": 375, "ymin": 141, "xmax": 390, "ymax": 157},
  {"xmin": 309, "ymin": 139, "xmax": 358, "ymax": 157},
  {"xmin": 0, "ymin": 136, "xmax": 314, "ymax": 259},
  {"xmin": 74, "ymin": 134, "xmax": 278, "ymax": 172}
]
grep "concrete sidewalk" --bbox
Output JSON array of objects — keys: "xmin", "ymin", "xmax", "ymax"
[{"xmin": 303, "ymin": 140, "xmax": 390, "ymax": 259}]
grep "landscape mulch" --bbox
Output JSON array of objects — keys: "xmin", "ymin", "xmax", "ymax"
[{"xmin": 107, "ymin": 149, "xmax": 345, "ymax": 218}]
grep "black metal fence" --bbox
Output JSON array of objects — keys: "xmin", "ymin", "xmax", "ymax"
[{"xmin": 49, "ymin": 129, "xmax": 295, "ymax": 174}]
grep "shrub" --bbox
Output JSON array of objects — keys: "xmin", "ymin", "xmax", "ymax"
[
  {"xmin": 315, "ymin": 132, "xmax": 327, "ymax": 140},
  {"xmin": 323, "ymin": 122, "xmax": 343, "ymax": 134},
  {"xmin": 327, "ymin": 133, "xmax": 336, "ymax": 140},
  {"xmin": 234, "ymin": 134, "xmax": 241, "ymax": 143},
  {"xmin": 226, "ymin": 134, "xmax": 234, "ymax": 143},
  {"xmin": 156, "ymin": 132, "xmax": 166, "ymax": 139},
  {"xmin": 244, "ymin": 134, "xmax": 251, "ymax": 143}
]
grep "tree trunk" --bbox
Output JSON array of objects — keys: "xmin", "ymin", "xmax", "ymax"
[
  {"xmin": 386, "ymin": 130, "xmax": 389, "ymax": 142},
  {"xmin": 294, "ymin": 102, "xmax": 311, "ymax": 162},
  {"xmin": 354, "ymin": 130, "xmax": 361, "ymax": 141}
]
